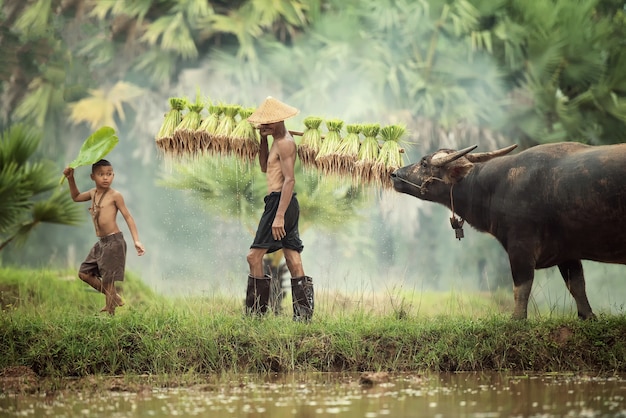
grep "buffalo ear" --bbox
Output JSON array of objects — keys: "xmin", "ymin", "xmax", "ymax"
[{"xmin": 445, "ymin": 160, "xmax": 474, "ymax": 183}]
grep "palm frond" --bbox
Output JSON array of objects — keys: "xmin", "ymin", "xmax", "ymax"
[
  {"xmin": 13, "ymin": 0, "xmax": 52, "ymax": 38},
  {"xmin": 132, "ymin": 50, "xmax": 179, "ymax": 85},
  {"xmin": 171, "ymin": 0, "xmax": 214, "ymax": 25},
  {"xmin": 0, "ymin": 124, "xmax": 40, "ymax": 166},
  {"xmin": 21, "ymin": 161, "xmax": 57, "ymax": 195},
  {"xmin": 160, "ymin": 156, "xmax": 367, "ymax": 234},
  {"xmin": 87, "ymin": 0, "xmax": 154, "ymax": 25},
  {"xmin": 250, "ymin": 0, "xmax": 308, "ymax": 27},
  {"xmin": 31, "ymin": 189, "xmax": 84, "ymax": 226},
  {"xmin": 67, "ymin": 82, "xmax": 145, "ymax": 130},
  {"xmin": 208, "ymin": 10, "xmax": 262, "ymax": 60},
  {"xmin": 0, "ymin": 124, "xmax": 77, "ymax": 247},
  {"xmin": 0, "ymin": 162, "xmax": 32, "ymax": 233},
  {"xmin": 77, "ymin": 34, "xmax": 117, "ymax": 67},
  {"xmin": 140, "ymin": 13, "xmax": 198, "ymax": 60}
]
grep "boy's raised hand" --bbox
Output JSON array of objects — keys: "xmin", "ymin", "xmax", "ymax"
[{"xmin": 63, "ymin": 167, "xmax": 74, "ymax": 178}]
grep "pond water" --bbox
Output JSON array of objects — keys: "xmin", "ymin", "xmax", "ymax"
[{"xmin": 2, "ymin": 372, "xmax": 626, "ymax": 417}]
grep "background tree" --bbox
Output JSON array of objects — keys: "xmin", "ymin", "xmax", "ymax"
[
  {"xmin": 161, "ymin": 155, "xmax": 367, "ymax": 310},
  {"xmin": 0, "ymin": 124, "xmax": 82, "ymax": 252},
  {"xmin": 0, "ymin": 0, "xmax": 625, "ymax": 300}
]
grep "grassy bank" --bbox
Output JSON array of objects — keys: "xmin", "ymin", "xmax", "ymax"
[{"xmin": 1, "ymin": 267, "xmax": 625, "ymax": 379}]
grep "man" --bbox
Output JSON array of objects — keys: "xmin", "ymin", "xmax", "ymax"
[{"xmin": 245, "ymin": 96, "xmax": 314, "ymax": 321}]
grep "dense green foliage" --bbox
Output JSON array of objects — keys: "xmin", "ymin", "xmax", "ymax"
[
  {"xmin": 3, "ymin": 0, "xmax": 625, "ymax": 154},
  {"xmin": 2, "ymin": 268, "xmax": 625, "ymax": 378},
  {"xmin": 1, "ymin": 0, "xmax": 625, "ymax": 292},
  {"xmin": 0, "ymin": 125, "xmax": 82, "ymax": 251}
]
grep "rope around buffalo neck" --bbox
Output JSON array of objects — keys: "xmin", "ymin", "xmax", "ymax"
[
  {"xmin": 449, "ymin": 184, "xmax": 465, "ymax": 240},
  {"xmin": 394, "ymin": 175, "xmax": 465, "ymax": 239}
]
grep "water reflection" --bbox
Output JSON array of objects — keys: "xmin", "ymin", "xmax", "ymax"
[{"xmin": 2, "ymin": 372, "xmax": 626, "ymax": 417}]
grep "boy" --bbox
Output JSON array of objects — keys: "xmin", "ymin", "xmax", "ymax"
[{"xmin": 63, "ymin": 159, "xmax": 145, "ymax": 315}]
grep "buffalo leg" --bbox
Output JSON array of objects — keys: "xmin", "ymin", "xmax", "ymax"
[
  {"xmin": 509, "ymin": 257, "xmax": 535, "ymax": 320},
  {"xmin": 558, "ymin": 260, "xmax": 595, "ymax": 320}
]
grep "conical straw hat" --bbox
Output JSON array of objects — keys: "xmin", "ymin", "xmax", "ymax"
[{"xmin": 248, "ymin": 96, "xmax": 299, "ymax": 125}]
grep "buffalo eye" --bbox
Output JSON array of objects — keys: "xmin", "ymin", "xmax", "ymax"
[{"xmin": 420, "ymin": 159, "xmax": 428, "ymax": 168}]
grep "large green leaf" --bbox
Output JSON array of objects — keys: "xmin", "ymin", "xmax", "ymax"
[
  {"xmin": 60, "ymin": 126, "xmax": 118, "ymax": 184},
  {"xmin": 70, "ymin": 126, "xmax": 118, "ymax": 168}
]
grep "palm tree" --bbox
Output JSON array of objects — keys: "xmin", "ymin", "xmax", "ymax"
[
  {"xmin": 0, "ymin": 0, "xmax": 61, "ymax": 127},
  {"xmin": 480, "ymin": 0, "xmax": 626, "ymax": 145},
  {"xmin": 0, "ymin": 124, "xmax": 83, "ymax": 252}
]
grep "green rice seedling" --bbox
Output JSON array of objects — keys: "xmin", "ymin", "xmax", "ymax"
[
  {"xmin": 297, "ymin": 116, "xmax": 324, "ymax": 170},
  {"xmin": 214, "ymin": 104, "xmax": 242, "ymax": 155},
  {"xmin": 335, "ymin": 123, "xmax": 362, "ymax": 181},
  {"xmin": 198, "ymin": 103, "xmax": 224, "ymax": 155},
  {"xmin": 375, "ymin": 124, "xmax": 407, "ymax": 188},
  {"xmin": 156, "ymin": 97, "xmax": 186, "ymax": 157},
  {"xmin": 230, "ymin": 107, "xmax": 259, "ymax": 164},
  {"xmin": 315, "ymin": 119, "xmax": 344, "ymax": 176},
  {"xmin": 354, "ymin": 123, "xmax": 380, "ymax": 186},
  {"xmin": 173, "ymin": 99, "xmax": 204, "ymax": 158}
]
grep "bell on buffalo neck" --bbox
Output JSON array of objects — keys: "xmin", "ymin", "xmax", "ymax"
[{"xmin": 450, "ymin": 216, "xmax": 465, "ymax": 241}]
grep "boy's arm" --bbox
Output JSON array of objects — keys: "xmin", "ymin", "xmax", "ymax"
[
  {"xmin": 114, "ymin": 192, "xmax": 145, "ymax": 256},
  {"xmin": 63, "ymin": 167, "xmax": 91, "ymax": 202}
]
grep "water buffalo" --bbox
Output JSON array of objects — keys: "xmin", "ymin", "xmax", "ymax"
[{"xmin": 391, "ymin": 142, "xmax": 626, "ymax": 319}]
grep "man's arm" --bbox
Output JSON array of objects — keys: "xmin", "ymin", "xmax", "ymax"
[
  {"xmin": 259, "ymin": 134, "xmax": 269, "ymax": 173},
  {"xmin": 114, "ymin": 193, "xmax": 146, "ymax": 256}
]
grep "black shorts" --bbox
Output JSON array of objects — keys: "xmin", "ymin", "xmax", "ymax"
[{"xmin": 250, "ymin": 192, "xmax": 304, "ymax": 254}]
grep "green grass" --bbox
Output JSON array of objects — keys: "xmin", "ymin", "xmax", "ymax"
[{"xmin": 1, "ymin": 267, "xmax": 626, "ymax": 378}]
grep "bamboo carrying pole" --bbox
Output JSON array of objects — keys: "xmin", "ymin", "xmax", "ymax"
[{"xmin": 289, "ymin": 130, "xmax": 404, "ymax": 153}]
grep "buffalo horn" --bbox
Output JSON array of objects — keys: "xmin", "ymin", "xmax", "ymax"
[
  {"xmin": 465, "ymin": 144, "xmax": 518, "ymax": 163},
  {"xmin": 431, "ymin": 145, "xmax": 478, "ymax": 167}
]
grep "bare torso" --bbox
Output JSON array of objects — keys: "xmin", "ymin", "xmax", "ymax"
[
  {"xmin": 265, "ymin": 139, "xmax": 293, "ymax": 193},
  {"xmin": 90, "ymin": 188, "xmax": 122, "ymax": 237}
]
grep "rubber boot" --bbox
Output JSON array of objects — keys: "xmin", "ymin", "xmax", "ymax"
[
  {"xmin": 245, "ymin": 274, "xmax": 271, "ymax": 316},
  {"xmin": 291, "ymin": 276, "xmax": 314, "ymax": 322},
  {"xmin": 79, "ymin": 273, "xmax": 124, "ymax": 307}
]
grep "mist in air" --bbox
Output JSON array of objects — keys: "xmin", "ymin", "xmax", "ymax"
[
  {"xmin": 20, "ymin": 2, "xmax": 623, "ymax": 314},
  {"xmin": 119, "ymin": 11, "xmax": 479, "ymax": 299}
]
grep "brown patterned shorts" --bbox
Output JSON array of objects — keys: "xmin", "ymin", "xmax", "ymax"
[{"xmin": 79, "ymin": 232, "xmax": 127, "ymax": 282}]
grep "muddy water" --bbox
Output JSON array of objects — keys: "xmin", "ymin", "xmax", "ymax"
[{"xmin": 2, "ymin": 372, "xmax": 626, "ymax": 417}]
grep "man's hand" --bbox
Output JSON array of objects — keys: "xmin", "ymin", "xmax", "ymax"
[{"xmin": 272, "ymin": 215, "xmax": 286, "ymax": 240}]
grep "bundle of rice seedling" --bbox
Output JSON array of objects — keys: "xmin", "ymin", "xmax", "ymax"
[
  {"xmin": 172, "ymin": 98, "xmax": 204, "ymax": 158},
  {"xmin": 335, "ymin": 123, "xmax": 362, "ymax": 179},
  {"xmin": 197, "ymin": 103, "xmax": 224, "ymax": 155},
  {"xmin": 214, "ymin": 104, "xmax": 241, "ymax": 155},
  {"xmin": 230, "ymin": 107, "xmax": 259, "ymax": 163},
  {"xmin": 155, "ymin": 97, "xmax": 186, "ymax": 156},
  {"xmin": 315, "ymin": 119, "xmax": 344, "ymax": 176},
  {"xmin": 374, "ymin": 124, "xmax": 407, "ymax": 188},
  {"xmin": 297, "ymin": 116, "xmax": 324, "ymax": 170},
  {"xmin": 354, "ymin": 123, "xmax": 380, "ymax": 186}
]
